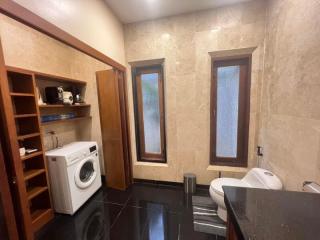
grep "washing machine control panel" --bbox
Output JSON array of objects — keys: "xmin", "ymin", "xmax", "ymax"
[
  {"xmin": 90, "ymin": 145, "xmax": 97, "ymax": 153},
  {"xmin": 67, "ymin": 145, "xmax": 98, "ymax": 164}
]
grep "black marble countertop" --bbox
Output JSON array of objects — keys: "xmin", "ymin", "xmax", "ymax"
[{"xmin": 223, "ymin": 186, "xmax": 320, "ymax": 240}]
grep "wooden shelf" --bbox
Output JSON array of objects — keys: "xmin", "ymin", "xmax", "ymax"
[
  {"xmin": 17, "ymin": 133, "xmax": 40, "ymax": 141},
  {"xmin": 31, "ymin": 208, "xmax": 54, "ymax": 232},
  {"xmin": 24, "ymin": 169, "xmax": 46, "ymax": 181},
  {"xmin": 27, "ymin": 186, "xmax": 48, "ymax": 201},
  {"xmin": 10, "ymin": 92, "xmax": 34, "ymax": 97},
  {"xmin": 6, "ymin": 65, "xmax": 86, "ymax": 85},
  {"xmin": 41, "ymin": 116, "xmax": 92, "ymax": 126},
  {"xmin": 39, "ymin": 104, "xmax": 90, "ymax": 108},
  {"xmin": 35, "ymin": 72, "xmax": 87, "ymax": 85},
  {"xmin": 14, "ymin": 114, "xmax": 38, "ymax": 118},
  {"xmin": 6, "ymin": 66, "xmax": 33, "ymax": 75},
  {"xmin": 31, "ymin": 208, "xmax": 52, "ymax": 222},
  {"xmin": 21, "ymin": 151, "xmax": 43, "ymax": 161}
]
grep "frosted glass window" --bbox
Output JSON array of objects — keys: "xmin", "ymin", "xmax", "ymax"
[
  {"xmin": 141, "ymin": 73, "xmax": 161, "ymax": 153},
  {"xmin": 216, "ymin": 66, "xmax": 240, "ymax": 158}
]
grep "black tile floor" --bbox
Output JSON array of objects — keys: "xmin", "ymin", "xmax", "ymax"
[{"xmin": 36, "ymin": 182, "xmax": 225, "ymax": 240}]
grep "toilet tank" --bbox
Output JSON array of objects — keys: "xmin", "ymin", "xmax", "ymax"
[{"xmin": 242, "ymin": 168, "xmax": 283, "ymax": 190}]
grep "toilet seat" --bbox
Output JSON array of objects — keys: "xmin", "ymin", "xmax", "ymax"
[{"xmin": 210, "ymin": 178, "xmax": 249, "ymax": 197}]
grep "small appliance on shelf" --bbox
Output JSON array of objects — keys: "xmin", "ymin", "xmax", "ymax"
[
  {"xmin": 45, "ymin": 86, "xmax": 64, "ymax": 104},
  {"xmin": 45, "ymin": 86, "xmax": 75, "ymax": 105},
  {"xmin": 72, "ymin": 86, "xmax": 85, "ymax": 105},
  {"xmin": 62, "ymin": 91, "xmax": 73, "ymax": 105}
]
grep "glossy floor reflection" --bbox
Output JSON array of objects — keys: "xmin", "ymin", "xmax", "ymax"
[{"xmin": 36, "ymin": 182, "xmax": 225, "ymax": 240}]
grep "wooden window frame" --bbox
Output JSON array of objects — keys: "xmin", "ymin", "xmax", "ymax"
[
  {"xmin": 210, "ymin": 57, "xmax": 251, "ymax": 167},
  {"xmin": 132, "ymin": 65, "xmax": 166, "ymax": 163}
]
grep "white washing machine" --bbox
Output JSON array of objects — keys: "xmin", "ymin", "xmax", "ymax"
[{"xmin": 46, "ymin": 141, "xmax": 102, "ymax": 215}]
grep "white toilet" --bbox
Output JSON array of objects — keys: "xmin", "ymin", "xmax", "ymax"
[{"xmin": 209, "ymin": 168, "xmax": 282, "ymax": 222}]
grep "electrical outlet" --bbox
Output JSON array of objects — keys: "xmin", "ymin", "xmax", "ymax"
[{"xmin": 257, "ymin": 146, "xmax": 263, "ymax": 156}]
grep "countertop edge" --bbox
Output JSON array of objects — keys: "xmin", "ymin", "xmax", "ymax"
[{"xmin": 223, "ymin": 186, "xmax": 246, "ymax": 240}]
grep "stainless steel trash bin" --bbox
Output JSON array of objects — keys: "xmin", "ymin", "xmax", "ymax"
[{"xmin": 184, "ymin": 173, "xmax": 196, "ymax": 194}]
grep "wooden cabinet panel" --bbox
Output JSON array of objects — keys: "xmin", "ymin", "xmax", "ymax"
[
  {"xmin": 0, "ymin": 141, "xmax": 19, "ymax": 240},
  {"xmin": 227, "ymin": 215, "xmax": 239, "ymax": 240},
  {"xmin": 118, "ymin": 71, "xmax": 133, "ymax": 186},
  {"xmin": 97, "ymin": 70, "xmax": 122, "ymax": 137},
  {"xmin": 104, "ymin": 140, "xmax": 126, "ymax": 189}
]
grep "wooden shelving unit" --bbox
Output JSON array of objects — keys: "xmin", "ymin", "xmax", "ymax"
[
  {"xmin": 34, "ymin": 69, "xmax": 91, "ymax": 127},
  {"xmin": 4, "ymin": 67, "xmax": 54, "ymax": 238},
  {"xmin": 2, "ymin": 66, "xmax": 91, "ymax": 239}
]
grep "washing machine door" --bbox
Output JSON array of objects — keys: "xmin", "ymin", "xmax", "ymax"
[{"xmin": 74, "ymin": 157, "xmax": 97, "ymax": 189}]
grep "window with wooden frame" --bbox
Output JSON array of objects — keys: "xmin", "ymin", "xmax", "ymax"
[
  {"xmin": 210, "ymin": 57, "xmax": 251, "ymax": 167},
  {"xmin": 132, "ymin": 65, "xmax": 166, "ymax": 163}
]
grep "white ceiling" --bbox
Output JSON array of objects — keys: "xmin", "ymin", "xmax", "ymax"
[{"xmin": 105, "ymin": 0, "xmax": 252, "ymax": 23}]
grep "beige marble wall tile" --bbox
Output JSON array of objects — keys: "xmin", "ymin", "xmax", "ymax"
[
  {"xmin": 259, "ymin": 0, "xmax": 320, "ymax": 191},
  {"xmin": 0, "ymin": 14, "xmax": 111, "ymax": 173},
  {"xmin": 124, "ymin": 0, "xmax": 267, "ymax": 184}
]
